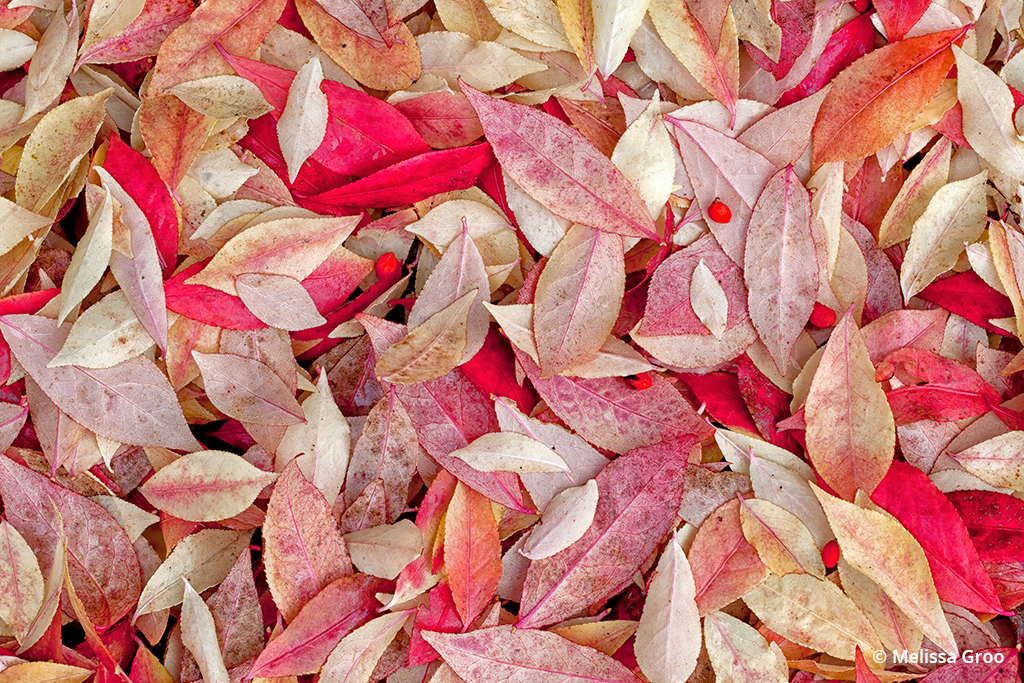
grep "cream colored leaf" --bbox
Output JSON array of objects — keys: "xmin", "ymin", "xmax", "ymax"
[
  {"xmin": 185, "ymin": 148, "xmax": 259, "ymax": 200},
  {"xmin": 520, "ymin": 480, "xmax": 598, "ymax": 560},
  {"xmin": 503, "ymin": 171, "xmax": 571, "ymax": 257},
  {"xmin": 483, "ymin": 302, "xmax": 538, "ymax": 361},
  {"xmin": 135, "ymin": 529, "xmax": 252, "ymax": 618},
  {"xmin": 690, "ymin": 258, "xmax": 728, "ymax": 340},
  {"xmin": 139, "ymin": 450, "xmax": 277, "ymax": 522},
  {"xmin": 279, "ymin": 57, "xmax": 328, "ymax": 183},
  {"xmin": 435, "ymin": 0, "xmax": 502, "ymax": 40},
  {"xmin": 634, "ymin": 532, "xmax": 700, "ymax": 683},
  {"xmin": 482, "ymin": 0, "xmax": 572, "ymax": 51},
  {"xmin": 0, "ymin": 29, "xmax": 35, "ymax": 77},
  {"xmin": 739, "ymin": 498, "xmax": 826, "ymax": 579},
  {"xmin": 955, "ymin": 46, "xmax": 1024, "ymax": 181},
  {"xmin": 406, "ymin": 200, "xmax": 512, "ymax": 251},
  {"xmin": 811, "ymin": 485, "xmax": 958, "ymax": 655},
  {"xmin": 0, "ymin": 520, "xmax": 43, "ymax": 642},
  {"xmin": 23, "ymin": 4, "xmax": 78, "ymax": 121},
  {"xmin": 450, "ymin": 431, "xmax": 570, "ymax": 474},
  {"xmin": 180, "ymin": 578, "xmax": 229, "ymax": 683},
  {"xmin": 91, "ymin": 496, "xmax": 159, "ymax": 544},
  {"xmin": 321, "ymin": 611, "xmax": 414, "ymax": 683},
  {"xmin": 0, "ymin": 662, "xmax": 93, "ymax": 683},
  {"xmin": 704, "ymin": 611, "xmax": 788, "ymax": 683},
  {"xmin": 343, "ymin": 520, "xmax": 422, "ymax": 580},
  {"xmin": 375, "ymin": 289, "xmax": 476, "ymax": 384},
  {"xmin": 419, "ymin": 32, "xmax": 544, "ymax": 91},
  {"xmin": 235, "ymin": 273, "xmax": 327, "ymax": 331},
  {"xmin": 743, "ymin": 572, "xmax": 884, "ymax": 661},
  {"xmin": 59, "ymin": 184, "xmax": 111, "ymax": 324},
  {"xmin": 732, "ymin": 0, "xmax": 781, "ymax": 62},
  {"xmin": 562, "ymin": 335, "xmax": 658, "ymax": 379},
  {"xmin": 838, "ymin": 557, "xmax": 923, "ymax": 654},
  {"xmin": 878, "ymin": 137, "xmax": 951, "ymax": 248},
  {"xmin": 0, "ymin": 197, "xmax": 52, "ymax": 260},
  {"xmin": 900, "ymin": 170, "xmax": 988, "ymax": 301},
  {"xmin": 168, "ymin": 75, "xmax": 274, "ymax": 120},
  {"xmin": 950, "ymin": 431, "xmax": 1024, "ymax": 491},
  {"xmin": 81, "ymin": 0, "xmax": 145, "ymax": 51},
  {"xmin": 48, "ymin": 291, "xmax": 154, "ymax": 369},
  {"xmin": 185, "ymin": 215, "xmax": 359, "ymax": 295},
  {"xmin": 593, "ymin": 0, "xmax": 652, "ymax": 77},
  {"xmin": 611, "ymin": 92, "xmax": 674, "ymax": 217}
]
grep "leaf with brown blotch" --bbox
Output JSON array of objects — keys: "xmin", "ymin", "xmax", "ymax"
[
  {"xmin": 0, "ymin": 520, "xmax": 43, "ymax": 643},
  {"xmin": 804, "ymin": 306, "xmax": 894, "ymax": 501},
  {"xmin": 812, "ymin": 485, "xmax": 958, "ymax": 655},
  {"xmin": 247, "ymin": 573, "xmax": 386, "ymax": 678},
  {"xmin": 444, "ymin": 482, "xmax": 502, "ymax": 626},
  {"xmin": 743, "ymin": 572, "xmax": 884, "ymax": 662},
  {"xmin": 264, "ymin": 461, "xmax": 353, "ymax": 623},
  {"xmin": 518, "ymin": 438, "xmax": 695, "ymax": 629},
  {"xmin": 423, "ymin": 625, "xmax": 643, "ymax": 683},
  {"xmin": 235, "ymin": 273, "xmax": 328, "ymax": 331},
  {"xmin": 534, "ymin": 224, "xmax": 624, "ymax": 377},
  {"xmin": 15, "ymin": 89, "xmax": 111, "ymax": 216},
  {"xmin": 704, "ymin": 611, "xmax": 789, "ymax": 683},
  {"xmin": 811, "ymin": 26, "xmax": 967, "ymax": 164},
  {"xmin": 0, "ymin": 314, "xmax": 201, "ymax": 451},
  {"xmin": 689, "ymin": 498, "xmax": 769, "ymax": 616},
  {"xmin": 745, "ymin": 166, "xmax": 819, "ymax": 375},
  {"xmin": 135, "ymin": 529, "xmax": 253, "ymax": 618},
  {"xmin": 375, "ymin": 289, "xmax": 476, "ymax": 384},
  {"xmin": 462, "ymin": 84, "xmax": 658, "ymax": 241},
  {"xmin": 295, "ymin": 0, "xmax": 421, "ymax": 91},
  {"xmin": 0, "ymin": 454, "xmax": 141, "ymax": 630},
  {"xmin": 634, "ymin": 531, "xmax": 700, "ymax": 683},
  {"xmin": 186, "ymin": 215, "xmax": 360, "ymax": 295},
  {"xmin": 147, "ymin": 0, "xmax": 287, "ymax": 96},
  {"xmin": 139, "ymin": 450, "xmax": 277, "ymax": 522},
  {"xmin": 181, "ymin": 577, "xmax": 230, "ymax": 683},
  {"xmin": 192, "ymin": 351, "xmax": 304, "ymax": 425}
]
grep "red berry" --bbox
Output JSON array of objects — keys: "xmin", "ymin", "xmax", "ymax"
[
  {"xmin": 708, "ymin": 200, "xmax": 732, "ymax": 223},
  {"xmin": 809, "ymin": 302, "xmax": 837, "ymax": 328},
  {"xmin": 375, "ymin": 252, "xmax": 399, "ymax": 279},
  {"xmin": 822, "ymin": 539, "xmax": 840, "ymax": 569},
  {"xmin": 626, "ymin": 373, "xmax": 653, "ymax": 390}
]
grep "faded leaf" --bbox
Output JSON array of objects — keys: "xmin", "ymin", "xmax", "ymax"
[
  {"xmin": 690, "ymin": 257, "xmax": 728, "ymax": 340},
  {"xmin": 168, "ymin": 75, "xmax": 274, "ymax": 120},
  {"xmin": 704, "ymin": 611, "xmax": 789, "ymax": 683},
  {"xmin": 192, "ymin": 351, "xmax": 305, "ymax": 425},
  {"xmin": 0, "ymin": 520, "xmax": 43, "ymax": 642},
  {"xmin": 521, "ymin": 479, "xmax": 598, "ymax": 560},
  {"xmin": 180, "ymin": 578, "xmax": 230, "ymax": 683},
  {"xmin": 279, "ymin": 58, "xmax": 329, "ymax": 183},
  {"xmin": 320, "ymin": 610, "xmax": 414, "ymax": 683},
  {"xmin": 344, "ymin": 519, "xmax": 422, "ymax": 579},
  {"xmin": 449, "ymin": 431, "xmax": 568, "ymax": 474}
]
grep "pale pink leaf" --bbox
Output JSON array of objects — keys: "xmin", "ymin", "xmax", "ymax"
[
  {"xmin": 279, "ymin": 57, "xmax": 329, "ymax": 183},
  {"xmin": 192, "ymin": 351, "xmax": 304, "ymax": 425},
  {"xmin": 235, "ymin": 273, "xmax": 328, "ymax": 331},
  {"xmin": 0, "ymin": 520, "xmax": 43, "ymax": 642},
  {"xmin": 181, "ymin": 578, "xmax": 230, "ymax": 683}
]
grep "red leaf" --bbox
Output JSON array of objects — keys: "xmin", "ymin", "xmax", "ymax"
[
  {"xmin": 518, "ymin": 439, "xmax": 695, "ymax": 629},
  {"xmin": 946, "ymin": 490, "xmax": 1024, "ymax": 563},
  {"xmin": 676, "ymin": 371, "xmax": 760, "ymax": 436},
  {"xmin": 164, "ymin": 260, "xmax": 268, "ymax": 330},
  {"xmin": 916, "ymin": 271, "xmax": 1015, "ymax": 334},
  {"xmin": 873, "ymin": 0, "xmax": 931, "ymax": 43},
  {"xmin": 296, "ymin": 144, "xmax": 494, "ymax": 211},
  {"xmin": 409, "ymin": 582, "xmax": 462, "ymax": 665},
  {"xmin": 876, "ymin": 348, "xmax": 1003, "ymax": 423},
  {"xmin": 444, "ymin": 483, "xmax": 501, "ymax": 627},
  {"xmin": 746, "ymin": 0, "xmax": 814, "ymax": 80},
  {"xmin": 689, "ymin": 498, "xmax": 769, "ymax": 615},
  {"xmin": 872, "ymin": 461, "xmax": 1006, "ymax": 614}
]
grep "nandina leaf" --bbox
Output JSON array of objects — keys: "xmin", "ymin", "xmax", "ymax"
[
  {"xmin": 247, "ymin": 573, "xmax": 386, "ymax": 678},
  {"xmin": 102, "ymin": 134, "xmax": 177, "ymax": 275},
  {"xmin": 423, "ymin": 625, "xmax": 643, "ymax": 683},
  {"xmin": 462, "ymin": 83, "xmax": 657, "ymax": 240},
  {"xmin": 0, "ymin": 314, "xmax": 201, "ymax": 451},
  {"xmin": 811, "ymin": 27, "xmax": 967, "ymax": 164},
  {"xmin": 518, "ymin": 438, "xmax": 695, "ymax": 629},
  {"xmin": 946, "ymin": 490, "xmax": 1024, "ymax": 563},
  {"xmin": 444, "ymin": 482, "xmax": 502, "ymax": 626},
  {"xmin": 689, "ymin": 498, "xmax": 769, "ymax": 615},
  {"xmin": 297, "ymin": 143, "xmax": 494, "ymax": 211},
  {"xmin": 875, "ymin": 348, "xmax": 1002, "ymax": 423},
  {"xmin": 804, "ymin": 306, "xmax": 894, "ymax": 501},
  {"xmin": 264, "ymin": 461, "xmax": 353, "ymax": 622},
  {"xmin": 872, "ymin": 461, "xmax": 1005, "ymax": 614},
  {"xmin": 0, "ymin": 454, "xmax": 141, "ymax": 629}
]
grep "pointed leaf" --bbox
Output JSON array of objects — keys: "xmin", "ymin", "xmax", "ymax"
[
  {"xmin": 279, "ymin": 57, "xmax": 329, "ymax": 183},
  {"xmin": 192, "ymin": 351, "xmax": 304, "ymax": 425},
  {"xmin": 444, "ymin": 482, "xmax": 502, "ymax": 626}
]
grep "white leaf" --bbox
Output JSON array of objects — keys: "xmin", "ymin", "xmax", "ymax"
[
  {"xmin": 450, "ymin": 432, "xmax": 570, "ymax": 473},
  {"xmin": 690, "ymin": 258, "xmax": 728, "ymax": 339},
  {"xmin": 593, "ymin": 0, "xmax": 653, "ymax": 77},
  {"xmin": 520, "ymin": 480, "xmax": 598, "ymax": 560},
  {"xmin": 321, "ymin": 611, "xmax": 413, "ymax": 683},
  {"xmin": 48, "ymin": 290, "xmax": 154, "ymax": 369},
  {"xmin": 418, "ymin": 32, "xmax": 545, "ymax": 91},
  {"xmin": 343, "ymin": 520, "xmax": 422, "ymax": 580},
  {"xmin": 278, "ymin": 57, "xmax": 328, "ymax": 183},
  {"xmin": 181, "ymin": 578, "xmax": 229, "ymax": 683},
  {"xmin": 236, "ymin": 273, "xmax": 327, "ymax": 331}
]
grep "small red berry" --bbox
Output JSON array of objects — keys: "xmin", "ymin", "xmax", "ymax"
[
  {"xmin": 375, "ymin": 252, "xmax": 399, "ymax": 279},
  {"xmin": 708, "ymin": 200, "xmax": 732, "ymax": 223},
  {"xmin": 809, "ymin": 302, "xmax": 837, "ymax": 328},
  {"xmin": 626, "ymin": 373, "xmax": 653, "ymax": 390},
  {"xmin": 822, "ymin": 539, "xmax": 840, "ymax": 569}
]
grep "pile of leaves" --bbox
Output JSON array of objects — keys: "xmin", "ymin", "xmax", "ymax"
[{"xmin": 2, "ymin": 0, "xmax": 1024, "ymax": 681}]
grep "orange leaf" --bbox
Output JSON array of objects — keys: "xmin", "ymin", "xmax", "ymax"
[{"xmin": 444, "ymin": 482, "xmax": 502, "ymax": 627}]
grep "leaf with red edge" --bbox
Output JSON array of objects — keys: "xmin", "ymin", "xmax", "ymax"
[
  {"xmin": 76, "ymin": 0, "xmax": 194, "ymax": 67},
  {"xmin": 875, "ymin": 347, "xmax": 1002, "ymax": 424},
  {"xmin": 745, "ymin": 0, "xmax": 814, "ymax": 81},
  {"xmin": 461, "ymin": 83, "xmax": 657, "ymax": 240},
  {"xmin": 779, "ymin": 12, "xmax": 876, "ymax": 107},
  {"xmin": 0, "ymin": 454, "xmax": 142, "ymax": 630},
  {"xmin": 736, "ymin": 355, "xmax": 802, "ymax": 455},
  {"xmin": 811, "ymin": 27, "xmax": 967, "ymax": 164},
  {"xmin": 297, "ymin": 143, "xmax": 494, "ymax": 211},
  {"xmin": 247, "ymin": 573, "xmax": 386, "ymax": 678},
  {"xmin": 423, "ymin": 625, "xmax": 643, "ymax": 683},
  {"xmin": 676, "ymin": 371, "xmax": 760, "ymax": 436},
  {"xmin": 518, "ymin": 438, "xmax": 696, "ymax": 629},
  {"xmin": 946, "ymin": 490, "xmax": 1024, "ymax": 563},
  {"xmin": 871, "ymin": 461, "xmax": 1005, "ymax": 614},
  {"xmin": 444, "ymin": 482, "xmax": 502, "ymax": 627},
  {"xmin": 263, "ymin": 461, "xmax": 353, "ymax": 623}
]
